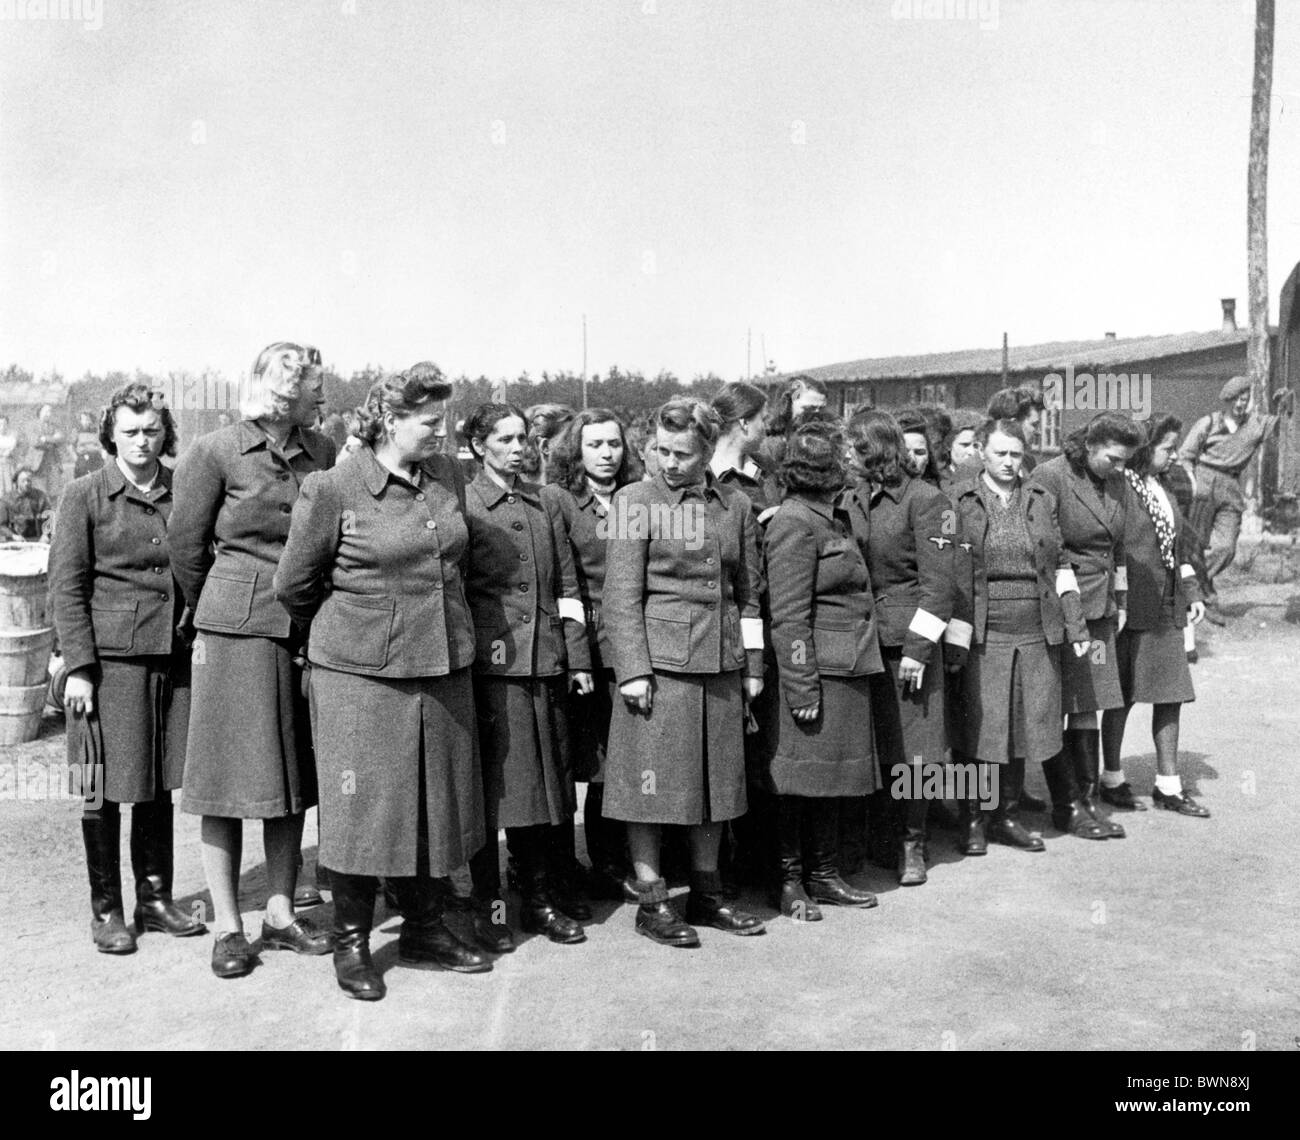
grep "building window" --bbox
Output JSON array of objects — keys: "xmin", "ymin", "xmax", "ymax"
[
  {"xmin": 919, "ymin": 382, "xmax": 951, "ymax": 408},
  {"xmin": 841, "ymin": 383, "xmax": 874, "ymax": 417},
  {"xmin": 1040, "ymin": 404, "xmax": 1062, "ymax": 452}
]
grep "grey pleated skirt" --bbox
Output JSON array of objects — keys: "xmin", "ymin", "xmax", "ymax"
[{"xmin": 1060, "ymin": 615, "xmax": 1124, "ymax": 714}]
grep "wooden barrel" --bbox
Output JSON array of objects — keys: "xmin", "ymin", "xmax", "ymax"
[
  {"xmin": 0, "ymin": 626, "xmax": 55, "ymax": 687},
  {"xmin": 0, "ymin": 682, "xmax": 47, "ymax": 747},
  {"xmin": 0, "ymin": 542, "xmax": 51, "ymax": 630}
]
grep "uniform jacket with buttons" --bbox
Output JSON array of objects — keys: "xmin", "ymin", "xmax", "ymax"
[
  {"xmin": 50, "ymin": 462, "xmax": 183, "ymax": 674},
  {"xmin": 1121, "ymin": 476, "xmax": 1203, "ymax": 631},
  {"xmin": 1028, "ymin": 454, "xmax": 1127, "ymax": 621},
  {"xmin": 602, "ymin": 472, "xmax": 764, "ymax": 682},
  {"xmin": 948, "ymin": 475, "xmax": 1088, "ymax": 648},
  {"xmin": 273, "ymin": 447, "xmax": 476, "ymax": 678},
  {"xmin": 765, "ymin": 493, "xmax": 884, "ymax": 710},
  {"xmin": 847, "ymin": 473, "xmax": 954, "ymax": 665},
  {"xmin": 169, "ymin": 420, "xmax": 336, "ymax": 639},
  {"xmin": 540, "ymin": 481, "xmax": 615, "ymax": 672},
  {"xmin": 464, "ymin": 470, "xmax": 590, "ymax": 678}
]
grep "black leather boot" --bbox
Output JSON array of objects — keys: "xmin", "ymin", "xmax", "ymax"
[
  {"xmin": 514, "ymin": 826, "xmax": 586, "ymax": 944},
  {"xmin": 957, "ymin": 798, "xmax": 988, "ymax": 855},
  {"xmin": 1042, "ymin": 752, "xmax": 1109, "ymax": 840},
  {"xmin": 130, "ymin": 801, "xmax": 207, "ymax": 936},
  {"xmin": 898, "ymin": 797, "xmax": 929, "ymax": 885},
  {"xmin": 468, "ymin": 840, "xmax": 517, "ymax": 953},
  {"xmin": 546, "ymin": 820, "xmax": 593, "ymax": 921},
  {"xmin": 775, "ymin": 796, "xmax": 821, "ymax": 921},
  {"xmin": 632, "ymin": 877, "xmax": 699, "ymax": 946},
  {"xmin": 331, "ymin": 873, "xmax": 385, "ymax": 1001},
  {"xmin": 805, "ymin": 800, "xmax": 877, "ymax": 907},
  {"xmin": 685, "ymin": 869, "xmax": 766, "ymax": 934},
  {"xmin": 987, "ymin": 758, "xmax": 1046, "ymax": 851},
  {"xmin": 1066, "ymin": 729, "xmax": 1125, "ymax": 839},
  {"xmin": 395, "ymin": 875, "xmax": 491, "ymax": 973},
  {"xmin": 82, "ymin": 815, "xmax": 137, "ymax": 954}
]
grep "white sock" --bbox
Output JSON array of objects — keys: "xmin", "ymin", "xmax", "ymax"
[
  {"xmin": 1101, "ymin": 769, "xmax": 1126, "ymax": 788},
  {"xmin": 1155, "ymin": 774, "xmax": 1182, "ymax": 796}
]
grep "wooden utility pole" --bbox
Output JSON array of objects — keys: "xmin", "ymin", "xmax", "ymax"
[
  {"xmin": 1248, "ymin": 0, "xmax": 1274, "ymax": 507},
  {"xmin": 581, "ymin": 314, "xmax": 588, "ymax": 410}
]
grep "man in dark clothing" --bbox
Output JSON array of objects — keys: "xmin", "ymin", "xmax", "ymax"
[{"xmin": 0, "ymin": 467, "xmax": 53, "ymax": 541}]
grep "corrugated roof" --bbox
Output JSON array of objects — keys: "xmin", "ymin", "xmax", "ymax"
[{"xmin": 777, "ymin": 328, "xmax": 1259, "ymax": 384}]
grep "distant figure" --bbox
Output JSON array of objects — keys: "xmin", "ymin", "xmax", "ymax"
[
  {"xmin": 761, "ymin": 375, "xmax": 828, "ymax": 468},
  {"xmin": 951, "ymin": 386, "xmax": 1045, "ymax": 482},
  {"xmin": 32, "ymin": 403, "xmax": 69, "ymax": 502},
  {"xmin": 0, "ymin": 466, "xmax": 53, "ymax": 541},
  {"xmin": 1177, "ymin": 375, "xmax": 1292, "ymax": 617},
  {"xmin": 0, "ymin": 414, "xmax": 22, "ymax": 496},
  {"xmin": 215, "ymin": 412, "xmax": 233, "ymax": 430},
  {"xmin": 943, "ymin": 409, "xmax": 984, "ymax": 489},
  {"xmin": 73, "ymin": 410, "xmax": 106, "ymax": 478}
]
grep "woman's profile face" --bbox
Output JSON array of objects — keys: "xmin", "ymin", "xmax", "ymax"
[
  {"xmin": 286, "ymin": 370, "xmax": 326, "ymax": 428},
  {"xmin": 1086, "ymin": 440, "xmax": 1135, "ymax": 480},
  {"xmin": 387, "ymin": 400, "xmax": 447, "ymax": 462},
  {"xmin": 1151, "ymin": 431, "xmax": 1179, "ymax": 475}
]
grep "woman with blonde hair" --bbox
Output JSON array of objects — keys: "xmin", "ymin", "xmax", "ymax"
[{"xmin": 171, "ymin": 341, "xmax": 336, "ymax": 978}]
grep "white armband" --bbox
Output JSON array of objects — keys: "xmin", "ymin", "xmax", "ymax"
[
  {"xmin": 557, "ymin": 597, "xmax": 586, "ymax": 625},
  {"xmin": 1179, "ymin": 563, "xmax": 1196, "ymax": 580},
  {"xmin": 1113, "ymin": 566, "xmax": 1128, "ymax": 592},
  {"xmin": 1055, "ymin": 568, "xmax": 1080, "ymax": 596},
  {"xmin": 907, "ymin": 608, "xmax": 947, "ymax": 643},
  {"xmin": 944, "ymin": 619, "xmax": 973, "ymax": 650},
  {"xmin": 740, "ymin": 617, "xmax": 764, "ymax": 650}
]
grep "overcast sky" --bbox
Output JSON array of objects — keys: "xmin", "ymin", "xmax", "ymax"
[{"xmin": 1, "ymin": 0, "xmax": 1297, "ymax": 385}]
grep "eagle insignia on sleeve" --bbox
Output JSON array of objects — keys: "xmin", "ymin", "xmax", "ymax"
[{"xmin": 927, "ymin": 535, "xmax": 952, "ymax": 549}]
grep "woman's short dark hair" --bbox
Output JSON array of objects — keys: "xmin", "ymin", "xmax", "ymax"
[
  {"xmin": 1129, "ymin": 413, "xmax": 1183, "ymax": 476},
  {"xmin": 767, "ymin": 375, "xmax": 829, "ymax": 436},
  {"xmin": 526, "ymin": 403, "xmax": 576, "ymax": 443},
  {"xmin": 987, "ymin": 385, "xmax": 1045, "ymax": 421},
  {"xmin": 357, "ymin": 366, "xmax": 454, "ymax": 447},
  {"xmin": 463, "ymin": 402, "xmax": 528, "ymax": 460},
  {"xmin": 711, "ymin": 382, "xmax": 768, "ymax": 427},
  {"xmin": 98, "ymin": 383, "xmax": 178, "ymax": 458},
  {"xmin": 1062, "ymin": 411, "xmax": 1144, "ymax": 471},
  {"xmin": 848, "ymin": 409, "xmax": 908, "ymax": 487},
  {"xmin": 976, "ymin": 417, "xmax": 1028, "ymax": 449},
  {"xmin": 547, "ymin": 408, "xmax": 635, "ymax": 494},
  {"xmin": 655, "ymin": 398, "xmax": 722, "ymax": 451},
  {"xmin": 782, "ymin": 421, "xmax": 847, "ymax": 494}
]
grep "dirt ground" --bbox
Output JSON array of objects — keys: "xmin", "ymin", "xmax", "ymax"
[{"xmin": 2, "ymin": 548, "xmax": 1298, "ymax": 1051}]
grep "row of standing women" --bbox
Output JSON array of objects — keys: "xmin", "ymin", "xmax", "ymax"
[{"xmin": 50, "ymin": 349, "xmax": 1208, "ymax": 1005}]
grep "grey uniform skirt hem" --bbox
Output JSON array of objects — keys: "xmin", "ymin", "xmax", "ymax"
[
  {"xmin": 958, "ymin": 631, "xmax": 1064, "ymax": 765},
  {"xmin": 476, "ymin": 674, "xmax": 575, "ymax": 831},
  {"xmin": 1117, "ymin": 625, "xmax": 1195, "ymax": 706},
  {"xmin": 768, "ymin": 674, "xmax": 879, "ymax": 797},
  {"xmin": 1061, "ymin": 615, "xmax": 1124, "ymax": 714}
]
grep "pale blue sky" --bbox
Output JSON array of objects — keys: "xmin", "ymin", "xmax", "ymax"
[{"xmin": 1, "ymin": 0, "xmax": 1296, "ymax": 384}]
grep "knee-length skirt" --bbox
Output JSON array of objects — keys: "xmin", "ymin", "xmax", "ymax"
[
  {"xmin": 958, "ymin": 631, "xmax": 1063, "ymax": 765},
  {"xmin": 475, "ymin": 673, "xmax": 575, "ymax": 830},
  {"xmin": 1061, "ymin": 615, "xmax": 1124, "ymax": 714},
  {"xmin": 309, "ymin": 665, "xmax": 484, "ymax": 877},
  {"xmin": 67, "ymin": 652, "xmax": 190, "ymax": 804},
  {"xmin": 181, "ymin": 631, "xmax": 317, "ymax": 819},
  {"xmin": 870, "ymin": 644, "xmax": 947, "ymax": 782},
  {"xmin": 603, "ymin": 669, "xmax": 747, "ymax": 825},
  {"xmin": 768, "ymin": 675, "xmax": 879, "ymax": 798},
  {"xmin": 1117, "ymin": 623, "xmax": 1195, "ymax": 706}
]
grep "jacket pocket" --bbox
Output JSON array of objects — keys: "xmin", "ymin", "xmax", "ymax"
[
  {"xmin": 313, "ymin": 594, "xmax": 395, "ymax": 671},
  {"xmin": 813, "ymin": 621, "xmax": 861, "ymax": 673},
  {"xmin": 91, "ymin": 601, "xmax": 138, "ymax": 653},
  {"xmin": 196, "ymin": 569, "xmax": 256, "ymax": 631},
  {"xmin": 645, "ymin": 612, "xmax": 691, "ymax": 668}
]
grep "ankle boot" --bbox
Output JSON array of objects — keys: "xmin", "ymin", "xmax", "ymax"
[
  {"xmin": 958, "ymin": 798, "xmax": 988, "ymax": 855},
  {"xmin": 865, "ymin": 789, "xmax": 896, "ymax": 869},
  {"xmin": 394, "ymin": 876, "xmax": 491, "ymax": 973},
  {"xmin": 130, "ymin": 802, "xmax": 207, "ymax": 936},
  {"xmin": 514, "ymin": 827, "xmax": 586, "ymax": 944},
  {"xmin": 987, "ymin": 758, "xmax": 1046, "ymax": 851},
  {"xmin": 468, "ymin": 840, "xmax": 516, "ymax": 953},
  {"xmin": 775, "ymin": 796, "xmax": 821, "ymax": 921},
  {"xmin": 82, "ymin": 816, "xmax": 137, "ymax": 954},
  {"xmin": 632, "ymin": 877, "xmax": 699, "ymax": 946},
  {"xmin": 1042, "ymin": 752, "xmax": 1109, "ymax": 840},
  {"xmin": 330, "ymin": 873, "xmax": 385, "ymax": 1000},
  {"xmin": 685, "ymin": 869, "xmax": 766, "ymax": 934},
  {"xmin": 898, "ymin": 797, "xmax": 929, "ymax": 885},
  {"xmin": 1066, "ymin": 729, "xmax": 1125, "ymax": 838},
  {"xmin": 805, "ymin": 800, "xmax": 877, "ymax": 907},
  {"xmin": 546, "ymin": 820, "xmax": 593, "ymax": 921}
]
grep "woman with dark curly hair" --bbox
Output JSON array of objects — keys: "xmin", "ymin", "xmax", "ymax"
[
  {"xmin": 1100, "ymin": 415, "xmax": 1209, "ymax": 817},
  {"xmin": 765, "ymin": 421, "xmax": 883, "ymax": 920},
  {"xmin": 462, "ymin": 402, "xmax": 593, "ymax": 951},
  {"xmin": 275, "ymin": 367, "xmax": 490, "ymax": 999},
  {"xmin": 540, "ymin": 408, "xmax": 637, "ymax": 900},
  {"xmin": 50, "ymin": 382, "xmax": 206, "ymax": 954},
  {"xmin": 1029, "ymin": 411, "xmax": 1144, "ymax": 840}
]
